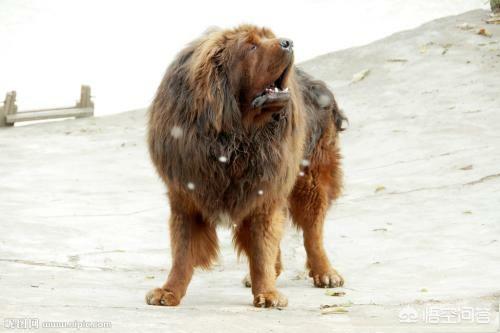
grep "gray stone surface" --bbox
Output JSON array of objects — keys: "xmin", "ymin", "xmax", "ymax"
[{"xmin": 1, "ymin": 10, "xmax": 499, "ymax": 332}]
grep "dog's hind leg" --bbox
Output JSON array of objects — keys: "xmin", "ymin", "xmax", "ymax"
[
  {"xmin": 146, "ymin": 199, "xmax": 219, "ymax": 306},
  {"xmin": 289, "ymin": 134, "xmax": 344, "ymax": 288},
  {"xmin": 289, "ymin": 181, "xmax": 343, "ymax": 288}
]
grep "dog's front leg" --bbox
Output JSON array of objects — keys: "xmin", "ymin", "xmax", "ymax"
[
  {"xmin": 146, "ymin": 209, "xmax": 218, "ymax": 306},
  {"xmin": 245, "ymin": 207, "xmax": 287, "ymax": 308}
]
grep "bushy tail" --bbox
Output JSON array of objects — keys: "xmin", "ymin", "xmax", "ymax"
[{"xmin": 295, "ymin": 67, "xmax": 348, "ymax": 133}]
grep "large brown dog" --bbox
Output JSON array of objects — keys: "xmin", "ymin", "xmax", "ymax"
[{"xmin": 146, "ymin": 25, "xmax": 346, "ymax": 308}]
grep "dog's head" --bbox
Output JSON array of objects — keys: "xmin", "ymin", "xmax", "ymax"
[{"xmin": 189, "ymin": 25, "xmax": 295, "ymax": 130}]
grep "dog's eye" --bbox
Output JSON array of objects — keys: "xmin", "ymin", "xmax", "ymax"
[{"xmin": 250, "ymin": 44, "xmax": 257, "ymax": 51}]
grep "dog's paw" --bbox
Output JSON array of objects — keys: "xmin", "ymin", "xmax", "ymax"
[
  {"xmin": 145, "ymin": 287, "xmax": 180, "ymax": 306},
  {"xmin": 310, "ymin": 269, "xmax": 344, "ymax": 288},
  {"xmin": 242, "ymin": 274, "xmax": 252, "ymax": 288},
  {"xmin": 253, "ymin": 291, "xmax": 288, "ymax": 308}
]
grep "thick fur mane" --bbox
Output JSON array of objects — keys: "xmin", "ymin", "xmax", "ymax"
[{"xmin": 148, "ymin": 29, "xmax": 305, "ymax": 221}]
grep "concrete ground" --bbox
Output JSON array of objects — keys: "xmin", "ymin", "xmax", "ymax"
[{"xmin": 1, "ymin": 10, "xmax": 499, "ymax": 332}]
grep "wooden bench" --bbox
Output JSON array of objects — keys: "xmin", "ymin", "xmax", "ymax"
[{"xmin": 0, "ymin": 86, "xmax": 94, "ymax": 127}]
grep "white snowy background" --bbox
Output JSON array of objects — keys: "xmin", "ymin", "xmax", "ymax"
[
  {"xmin": 1, "ymin": 2, "xmax": 499, "ymax": 331},
  {"xmin": 0, "ymin": 0, "xmax": 488, "ymax": 115}
]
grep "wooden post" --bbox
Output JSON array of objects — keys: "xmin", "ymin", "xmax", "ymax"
[
  {"xmin": 77, "ymin": 85, "xmax": 94, "ymax": 108},
  {"xmin": 492, "ymin": 0, "xmax": 500, "ymax": 14},
  {"xmin": 75, "ymin": 85, "xmax": 94, "ymax": 118},
  {"xmin": 0, "ymin": 91, "xmax": 17, "ymax": 127},
  {"xmin": 0, "ymin": 98, "xmax": 5, "ymax": 127},
  {"xmin": 2, "ymin": 86, "xmax": 93, "ymax": 126}
]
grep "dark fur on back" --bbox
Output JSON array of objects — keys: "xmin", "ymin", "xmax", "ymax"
[{"xmin": 295, "ymin": 68, "xmax": 347, "ymax": 158}]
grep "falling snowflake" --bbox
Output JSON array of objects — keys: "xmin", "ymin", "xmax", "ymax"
[
  {"xmin": 257, "ymin": 190, "xmax": 264, "ymax": 196},
  {"xmin": 218, "ymin": 156, "xmax": 228, "ymax": 163},
  {"xmin": 318, "ymin": 94, "xmax": 331, "ymax": 108},
  {"xmin": 187, "ymin": 182, "xmax": 195, "ymax": 190},
  {"xmin": 301, "ymin": 159, "xmax": 310, "ymax": 167},
  {"xmin": 170, "ymin": 126, "xmax": 183, "ymax": 139},
  {"xmin": 299, "ymin": 171, "xmax": 305, "ymax": 176}
]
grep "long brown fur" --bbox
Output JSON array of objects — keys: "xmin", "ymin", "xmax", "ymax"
[{"xmin": 146, "ymin": 25, "xmax": 346, "ymax": 308}]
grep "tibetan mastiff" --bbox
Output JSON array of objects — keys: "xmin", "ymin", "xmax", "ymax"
[{"xmin": 146, "ymin": 25, "xmax": 346, "ymax": 308}]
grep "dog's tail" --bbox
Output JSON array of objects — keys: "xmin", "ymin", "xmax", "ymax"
[
  {"xmin": 333, "ymin": 106, "xmax": 348, "ymax": 133},
  {"xmin": 296, "ymin": 67, "xmax": 348, "ymax": 133},
  {"xmin": 315, "ymin": 82, "xmax": 348, "ymax": 133}
]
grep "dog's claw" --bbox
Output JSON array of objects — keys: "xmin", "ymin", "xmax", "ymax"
[
  {"xmin": 145, "ymin": 287, "xmax": 180, "ymax": 306},
  {"xmin": 253, "ymin": 291, "xmax": 288, "ymax": 308},
  {"xmin": 310, "ymin": 269, "xmax": 344, "ymax": 288}
]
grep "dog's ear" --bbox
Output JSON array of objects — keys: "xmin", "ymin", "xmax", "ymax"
[{"xmin": 190, "ymin": 33, "xmax": 236, "ymax": 132}]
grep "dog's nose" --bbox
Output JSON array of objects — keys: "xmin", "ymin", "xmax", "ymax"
[{"xmin": 279, "ymin": 38, "xmax": 293, "ymax": 51}]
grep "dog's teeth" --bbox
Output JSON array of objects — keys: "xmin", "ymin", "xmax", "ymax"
[
  {"xmin": 275, "ymin": 87, "xmax": 279, "ymax": 92},
  {"xmin": 284, "ymin": 88, "xmax": 289, "ymax": 92}
]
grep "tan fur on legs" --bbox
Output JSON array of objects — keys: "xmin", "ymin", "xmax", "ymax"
[
  {"xmin": 241, "ymin": 247, "xmax": 282, "ymax": 288},
  {"xmin": 146, "ymin": 194, "xmax": 219, "ymax": 306},
  {"xmin": 275, "ymin": 247, "xmax": 283, "ymax": 278},
  {"xmin": 290, "ymin": 184, "xmax": 343, "ymax": 288},
  {"xmin": 289, "ymin": 134, "xmax": 344, "ymax": 288},
  {"xmin": 234, "ymin": 207, "xmax": 287, "ymax": 307}
]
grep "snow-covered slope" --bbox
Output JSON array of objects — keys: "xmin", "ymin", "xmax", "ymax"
[{"xmin": 1, "ymin": 10, "xmax": 499, "ymax": 332}]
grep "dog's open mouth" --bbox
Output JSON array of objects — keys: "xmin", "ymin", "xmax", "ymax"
[{"xmin": 251, "ymin": 66, "xmax": 291, "ymax": 109}]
